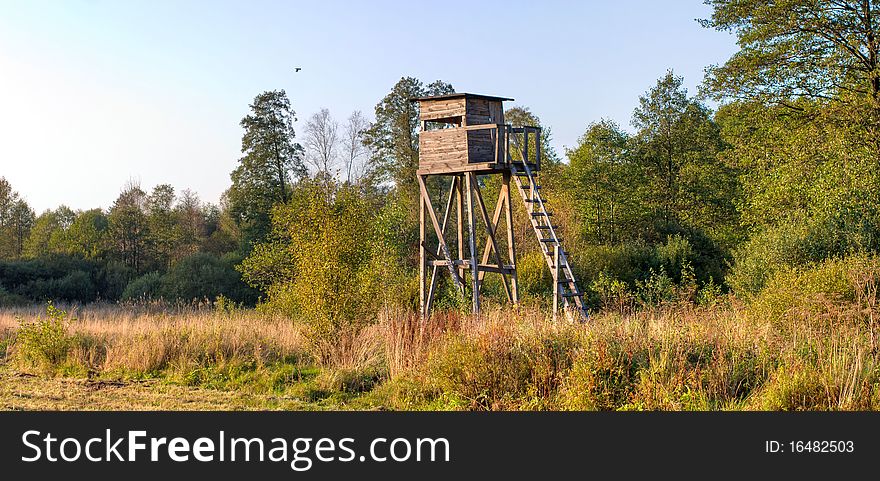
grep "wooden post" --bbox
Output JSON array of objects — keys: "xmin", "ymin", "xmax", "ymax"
[
  {"xmin": 553, "ymin": 244, "xmax": 560, "ymax": 322},
  {"xmin": 465, "ymin": 173, "xmax": 480, "ymax": 314},
  {"xmin": 535, "ymin": 128, "xmax": 541, "ymax": 171},
  {"xmin": 456, "ymin": 174, "xmax": 465, "ymax": 280},
  {"xmin": 419, "ymin": 176, "xmax": 426, "ymax": 320},
  {"xmin": 503, "ymin": 171, "xmax": 519, "ymax": 305}
]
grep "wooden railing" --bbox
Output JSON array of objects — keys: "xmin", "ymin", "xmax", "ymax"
[{"xmin": 450, "ymin": 123, "xmax": 542, "ymax": 168}]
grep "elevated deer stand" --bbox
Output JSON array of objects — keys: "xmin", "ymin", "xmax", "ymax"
[{"xmin": 414, "ymin": 93, "xmax": 588, "ymax": 322}]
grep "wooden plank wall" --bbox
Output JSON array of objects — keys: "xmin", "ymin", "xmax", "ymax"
[
  {"xmin": 420, "ymin": 98, "xmax": 466, "ymax": 121},
  {"xmin": 420, "ymin": 129, "xmax": 469, "ymax": 170}
]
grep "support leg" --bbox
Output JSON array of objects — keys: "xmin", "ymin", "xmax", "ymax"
[
  {"xmin": 503, "ymin": 171, "xmax": 519, "ymax": 305},
  {"xmin": 419, "ymin": 178, "xmax": 426, "ymax": 320},
  {"xmin": 464, "ymin": 173, "xmax": 480, "ymax": 314}
]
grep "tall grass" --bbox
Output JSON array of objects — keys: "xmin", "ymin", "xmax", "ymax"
[{"xmin": 4, "ymin": 256, "xmax": 880, "ymax": 410}]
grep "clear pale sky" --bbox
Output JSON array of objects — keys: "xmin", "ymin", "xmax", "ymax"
[{"xmin": 0, "ymin": 0, "xmax": 738, "ymax": 213}]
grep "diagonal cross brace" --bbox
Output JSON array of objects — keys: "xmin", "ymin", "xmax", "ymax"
[{"xmin": 418, "ymin": 175, "xmax": 465, "ymax": 294}]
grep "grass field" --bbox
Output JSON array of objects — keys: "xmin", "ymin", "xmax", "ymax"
[{"xmin": 3, "ymin": 261, "xmax": 880, "ymax": 411}]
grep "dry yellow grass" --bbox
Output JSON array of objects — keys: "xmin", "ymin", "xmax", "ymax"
[
  {"xmin": 0, "ymin": 303, "xmax": 307, "ymax": 376},
  {"xmin": 2, "ymin": 276, "xmax": 879, "ymax": 411}
]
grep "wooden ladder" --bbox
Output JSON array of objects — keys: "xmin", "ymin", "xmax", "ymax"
[{"xmin": 509, "ymin": 136, "xmax": 589, "ymax": 322}]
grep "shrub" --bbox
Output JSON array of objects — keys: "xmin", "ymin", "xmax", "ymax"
[
  {"xmin": 424, "ymin": 318, "xmax": 579, "ymax": 410},
  {"xmin": 164, "ymin": 252, "xmax": 258, "ymax": 304},
  {"xmin": 121, "ymin": 272, "xmax": 164, "ymax": 300},
  {"xmin": 14, "ymin": 303, "xmax": 74, "ymax": 374},
  {"xmin": 557, "ymin": 338, "xmax": 645, "ymax": 410},
  {"xmin": 748, "ymin": 256, "xmax": 870, "ymax": 329},
  {"xmin": 634, "ymin": 268, "xmax": 676, "ymax": 306},
  {"xmin": 589, "ymin": 272, "xmax": 632, "ymax": 312}
]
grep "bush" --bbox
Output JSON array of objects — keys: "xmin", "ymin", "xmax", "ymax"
[
  {"xmin": 748, "ymin": 256, "xmax": 867, "ymax": 329},
  {"xmin": 424, "ymin": 320, "xmax": 579, "ymax": 410},
  {"xmin": 14, "ymin": 303, "xmax": 74, "ymax": 374},
  {"xmin": 557, "ymin": 338, "xmax": 644, "ymax": 410},
  {"xmin": 163, "ymin": 252, "xmax": 258, "ymax": 304},
  {"xmin": 0, "ymin": 285, "xmax": 28, "ymax": 307},
  {"xmin": 0, "ymin": 256, "xmax": 99, "ymax": 302},
  {"xmin": 121, "ymin": 271, "xmax": 164, "ymax": 300}
]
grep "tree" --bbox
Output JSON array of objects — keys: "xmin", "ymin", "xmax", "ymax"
[
  {"xmin": 227, "ymin": 90, "xmax": 306, "ymax": 247},
  {"xmin": 342, "ymin": 110, "xmax": 370, "ymax": 184},
  {"xmin": 175, "ymin": 189, "xmax": 206, "ymax": 260},
  {"xmin": 565, "ymin": 120, "xmax": 640, "ymax": 245},
  {"xmin": 631, "ymin": 71, "xmax": 735, "ymax": 239},
  {"xmin": 702, "ymin": 0, "xmax": 880, "ymax": 142},
  {"xmin": 239, "ymin": 179, "xmax": 388, "ymax": 360},
  {"xmin": 24, "ymin": 206, "xmax": 75, "ymax": 258},
  {"xmin": 107, "ymin": 182, "xmax": 150, "ymax": 274},
  {"xmin": 146, "ymin": 184, "xmax": 178, "ymax": 268},
  {"xmin": 362, "ymin": 77, "xmax": 454, "ymax": 196},
  {"xmin": 65, "ymin": 209, "xmax": 109, "ymax": 259},
  {"xmin": 7, "ymin": 199, "xmax": 35, "ymax": 259},
  {"xmin": 303, "ymin": 108, "xmax": 340, "ymax": 176},
  {"xmin": 0, "ymin": 178, "xmax": 34, "ymax": 259}
]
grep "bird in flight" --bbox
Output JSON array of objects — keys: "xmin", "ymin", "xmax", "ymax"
[{"xmin": 294, "ymin": 67, "xmax": 302, "ymax": 72}]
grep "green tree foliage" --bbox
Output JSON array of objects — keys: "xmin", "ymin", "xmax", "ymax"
[
  {"xmin": 227, "ymin": 90, "xmax": 306, "ymax": 248},
  {"xmin": 565, "ymin": 119, "xmax": 642, "ymax": 245},
  {"xmin": 123, "ymin": 252, "xmax": 257, "ymax": 303},
  {"xmin": 632, "ymin": 70, "xmax": 737, "ymax": 241},
  {"xmin": 24, "ymin": 206, "xmax": 76, "ymax": 259},
  {"xmin": 65, "ymin": 209, "xmax": 109, "ymax": 259},
  {"xmin": 717, "ymin": 99, "xmax": 880, "ymax": 294},
  {"xmin": 0, "ymin": 178, "xmax": 35, "ymax": 259},
  {"xmin": 239, "ymin": 178, "xmax": 405, "ymax": 351},
  {"xmin": 146, "ymin": 184, "xmax": 178, "ymax": 268},
  {"xmin": 362, "ymin": 77, "xmax": 453, "ymax": 197},
  {"xmin": 702, "ymin": 0, "xmax": 880, "ymax": 144},
  {"xmin": 107, "ymin": 183, "xmax": 150, "ymax": 274},
  {"xmin": 703, "ymin": 1, "xmax": 880, "ymax": 294}
]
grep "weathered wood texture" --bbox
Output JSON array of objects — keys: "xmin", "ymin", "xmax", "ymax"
[
  {"xmin": 418, "ymin": 95, "xmax": 508, "ymax": 174},
  {"xmin": 419, "ymin": 98, "xmax": 466, "ymax": 122}
]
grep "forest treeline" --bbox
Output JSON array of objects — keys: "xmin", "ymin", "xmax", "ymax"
[{"xmin": 3, "ymin": 1, "xmax": 880, "ymax": 335}]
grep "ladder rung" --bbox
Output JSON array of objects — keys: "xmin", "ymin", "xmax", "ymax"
[
  {"xmin": 531, "ymin": 212, "xmax": 553, "ymax": 216},
  {"xmin": 520, "ymin": 185, "xmax": 542, "ymax": 190},
  {"xmin": 523, "ymin": 198, "xmax": 542, "ymax": 203},
  {"xmin": 540, "ymin": 238, "xmax": 563, "ymax": 243},
  {"xmin": 561, "ymin": 292, "xmax": 583, "ymax": 298},
  {"xmin": 535, "ymin": 225, "xmax": 558, "ymax": 229}
]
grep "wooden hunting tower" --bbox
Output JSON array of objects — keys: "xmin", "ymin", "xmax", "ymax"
[{"xmin": 414, "ymin": 93, "xmax": 588, "ymax": 321}]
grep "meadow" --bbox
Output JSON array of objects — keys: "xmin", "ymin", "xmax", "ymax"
[{"xmin": 2, "ymin": 255, "xmax": 879, "ymax": 411}]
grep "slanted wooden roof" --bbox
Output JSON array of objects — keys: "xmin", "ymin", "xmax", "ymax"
[{"xmin": 411, "ymin": 93, "xmax": 514, "ymax": 103}]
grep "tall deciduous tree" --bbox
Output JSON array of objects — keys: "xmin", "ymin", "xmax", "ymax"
[
  {"xmin": 66, "ymin": 209, "xmax": 109, "ymax": 259},
  {"xmin": 565, "ymin": 120, "xmax": 640, "ymax": 245},
  {"xmin": 147, "ymin": 184, "xmax": 178, "ymax": 268},
  {"xmin": 227, "ymin": 90, "xmax": 306, "ymax": 248},
  {"xmin": 632, "ymin": 71, "xmax": 735, "ymax": 239},
  {"xmin": 303, "ymin": 108, "xmax": 340, "ymax": 176},
  {"xmin": 107, "ymin": 182, "xmax": 150, "ymax": 274},
  {"xmin": 362, "ymin": 77, "xmax": 453, "ymax": 196},
  {"xmin": 342, "ymin": 110, "xmax": 370, "ymax": 184},
  {"xmin": 702, "ymin": 0, "xmax": 880, "ymax": 141}
]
